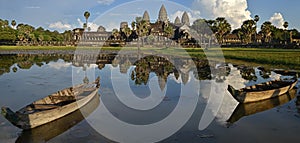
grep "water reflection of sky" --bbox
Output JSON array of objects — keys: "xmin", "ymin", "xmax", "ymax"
[{"xmin": 0, "ymin": 58, "xmax": 299, "ymax": 143}]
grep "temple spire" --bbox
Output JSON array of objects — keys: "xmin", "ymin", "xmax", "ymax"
[
  {"xmin": 174, "ymin": 16, "xmax": 181, "ymax": 26},
  {"xmin": 158, "ymin": 4, "xmax": 168, "ymax": 22},
  {"xmin": 181, "ymin": 11, "xmax": 190, "ymax": 26},
  {"xmin": 143, "ymin": 11, "xmax": 150, "ymax": 22}
]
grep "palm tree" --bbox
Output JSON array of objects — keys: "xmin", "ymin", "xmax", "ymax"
[
  {"xmin": 241, "ymin": 20, "xmax": 256, "ymax": 44},
  {"xmin": 260, "ymin": 21, "xmax": 273, "ymax": 43},
  {"xmin": 254, "ymin": 15, "xmax": 259, "ymax": 43},
  {"xmin": 11, "ymin": 20, "xmax": 16, "ymax": 29},
  {"xmin": 83, "ymin": 23, "xmax": 87, "ymax": 29},
  {"xmin": 112, "ymin": 29, "xmax": 120, "ymax": 40},
  {"xmin": 283, "ymin": 21, "xmax": 289, "ymax": 29},
  {"xmin": 254, "ymin": 15, "xmax": 260, "ymax": 23},
  {"xmin": 84, "ymin": 11, "xmax": 90, "ymax": 30},
  {"xmin": 131, "ymin": 21, "xmax": 136, "ymax": 31},
  {"xmin": 214, "ymin": 17, "xmax": 231, "ymax": 44},
  {"xmin": 122, "ymin": 27, "xmax": 132, "ymax": 41},
  {"xmin": 283, "ymin": 21, "xmax": 289, "ymax": 44},
  {"xmin": 136, "ymin": 19, "xmax": 150, "ymax": 48},
  {"xmin": 164, "ymin": 25, "xmax": 174, "ymax": 38}
]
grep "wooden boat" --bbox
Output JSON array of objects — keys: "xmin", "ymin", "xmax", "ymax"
[
  {"xmin": 227, "ymin": 89, "xmax": 297, "ymax": 124},
  {"xmin": 1, "ymin": 77, "xmax": 100, "ymax": 130},
  {"xmin": 227, "ymin": 79, "xmax": 298, "ymax": 103},
  {"xmin": 15, "ymin": 92, "xmax": 100, "ymax": 143}
]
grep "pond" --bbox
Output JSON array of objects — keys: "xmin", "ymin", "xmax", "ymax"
[{"xmin": 0, "ymin": 53, "xmax": 299, "ymax": 143}]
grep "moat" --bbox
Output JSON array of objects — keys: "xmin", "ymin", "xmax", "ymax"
[{"xmin": 0, "ymin": 53, "xmax": 299, "ymax": 143}]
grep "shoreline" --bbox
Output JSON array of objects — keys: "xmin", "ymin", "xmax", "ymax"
[
  {"xmin": 0, "ymin": 48, "xmax": 299, "ymax": 71},
  {"xmin": 0, "ymin": 49, "xmax": 76, "ymax": 55}
]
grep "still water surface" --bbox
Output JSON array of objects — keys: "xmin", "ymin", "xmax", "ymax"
[{"xmin": 0, "ymin": 54, "xmax": 300, "ymax": 143}]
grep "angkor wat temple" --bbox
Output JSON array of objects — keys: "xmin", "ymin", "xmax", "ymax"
[{"xmin": 73, "ymin": 5, "xmax": 200, "ymax": 47}]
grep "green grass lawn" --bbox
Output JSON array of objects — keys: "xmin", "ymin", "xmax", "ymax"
[
  {"xmin": 1, "ymin": 46, "xmax": 299, "ymax": 70},
  {"xmin": 0, "ymin": 46, "xmax": 76, "ymax": 50}
]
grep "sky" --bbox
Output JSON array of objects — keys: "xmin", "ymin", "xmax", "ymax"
[{"xmin": 0, "ymin": 0, "xmax": 299, "ymax": 32}]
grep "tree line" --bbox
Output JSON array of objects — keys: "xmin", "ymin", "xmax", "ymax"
[
  {"xmin": 191, "ymin": 15, "xmax": 300, "ymax": 46},
  {"xmin": 0, "ymin": 19, "xmax": 72, "ymax": 45},
  {"xmin": 1, "ymin": 13, "xmax": 300, "ymax": 46}
]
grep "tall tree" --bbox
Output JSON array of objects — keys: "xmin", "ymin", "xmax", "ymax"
[
  {"xmin": 164, "ymin": 25, "xmax": 174, "ymax": 38},
  {"xmin": 83, "ymin": 23, "xmax": 87, "ymax": 29},
  {"xmin": 112, "ymin": 29, "xmax": 120, "ymax": 39},
  {"xmin": 131, "ymin": 21, "xmax": 136, "ymax": 31},
  {"xmin": 283, "ymin": 21, "xmax": 289, "ymax": 29},
  {"xmin": 283, "ymin": 21, "xmax": 289, "ymax": 43},
  {"xmin": 191, "ymin": 19, "xmax": 214, "ymax": 46},
  {"xmin": 254, "ymin": 15, "xmax": 260, "ymax": 23},
  {"xmin": 11, "ymin": 20, "xmax": 16, "ymax": 29},
  {"xmin": 213, "ymin": 17, "xmax": 231, "ymax": 44},
  {"xmin": 122, "ymin": 27, "xmax": 132, "ymax": 41},
  {"xmin": 84, "ymin": 11, "xmax": 90, "ymax": 30},
  {"xmin": 136, "ymin": 19, "xmax": 150, "ymax": 48},
  {"xmin": 254, "ymin": 15, "xmax": 260, "ymax": 43},
  {"xmin": 232, "ymin": 28, "xmax": 243, "ymax": 42},
  {"xmin": 260, "ymin": 21, "xmax": 273, "ymax": 43},
  {"xmin": 240, "ymin": 20, "xmax": 256, "ymax": 44}
]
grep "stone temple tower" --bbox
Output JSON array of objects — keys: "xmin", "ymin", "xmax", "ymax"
[
  {"xmin": 143, "ymin": 11, "xmax": 150, "ymax": 22},
  {"xmin": 158, "ymin": 4, "xmax": 168, "ymax": 22},
  {"xmin": 174, "ymin": 16, "xmax": 181, "ymax": 26},
  {"xmin": 181, "ymin": 11, "xmax": 190, "ymax": 26}
]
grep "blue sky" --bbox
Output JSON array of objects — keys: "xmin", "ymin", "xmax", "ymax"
[{"xmin": 0, "ymin": 0, "xmax": 299, "ymax": 32}]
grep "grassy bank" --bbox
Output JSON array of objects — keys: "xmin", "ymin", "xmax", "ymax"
[
  {"xmin": 0, "ymin": 46, "xmax": 77, "ymax": 50},
  {"xmin": 1, "ymin": 46, "xmax": 299, "ymax": 70},
  {"xmin": 179, "ymin": 48, "xmax": 300, "ymax": 70}
]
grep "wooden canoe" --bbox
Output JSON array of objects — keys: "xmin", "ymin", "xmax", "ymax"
[
  {"xmin": 227, "ymin": 89, "xmax": 297, "ymax": 124},
  {"xmin": 227, "ymin": 79, "xmax": 298, "ymax": 103},
  {"xmin": 1, "ymin": 77, "xmax": 100, "ymax": 130},
  {"xmin": 15, "ymin": 92, "xmax": 100, "ymax": 143}
]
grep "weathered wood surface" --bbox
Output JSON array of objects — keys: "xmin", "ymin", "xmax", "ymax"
[
  {"xmin": 1, "ymin": 78, "xmax": 100, "ymax": 130},
  {"xmin": 228, "ymin": 79, "xmax": 298, "ymax": 103}
]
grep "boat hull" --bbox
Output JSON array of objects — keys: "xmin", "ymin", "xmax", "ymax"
[
  {"xmin": 2, "ymin": 84, "xmax": 99, "ymax": 130},
  {"xmin": 229, "ymin": 80, "xmax": 298, "ymax": 103}
]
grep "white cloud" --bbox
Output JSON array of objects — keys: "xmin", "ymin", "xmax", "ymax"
[
  {"xmin": 269, "ymin": 13, "xmax": 285, "ymax": 29},
  {"xmin": 97, "ymin": 0, "xmax": 115, "ymax": 5},
  {"xmin": 49, "ymin": 21, "xmax": 72, "ymax": 30},
  {"xmin": 169, "ymin": 10, "xmax": 200, "ymax": 25},
  {"xmin": 192, "ymin": 0, "xmax": 251, "ymax": 29},
  {"xmin": 48, "ymin": 60, "xmax": 72, "ymax": 70},
  {"xmin": 77, "ymin": 18, "xmax": 100, "ymax": 31}
]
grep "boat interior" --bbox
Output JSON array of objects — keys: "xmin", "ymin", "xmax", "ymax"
[
  {"xmin": 242, "ymin": 80, "xmax": 295, "ymax": 92},
  {"xmin": 17, "ymin": 84, "xmax": 97, "ymax": 114}
]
